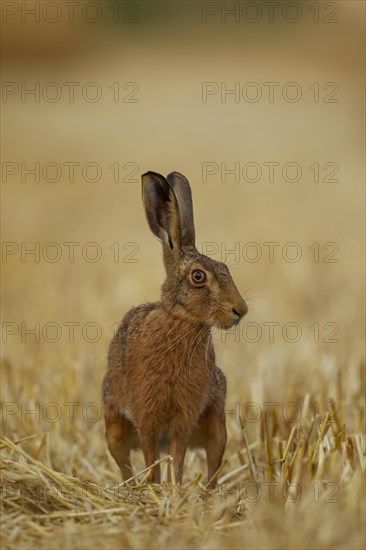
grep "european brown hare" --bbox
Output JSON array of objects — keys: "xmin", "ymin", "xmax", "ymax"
[{"xmin": 103, "ymin": 171, "xmax": 248, "ymax": 484}]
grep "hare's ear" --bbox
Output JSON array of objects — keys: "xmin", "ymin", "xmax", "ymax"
[
  {"xmin": 141, "ymin": 171, "xmax": 182, "ymax": 253},
  {"xmin": 166, "ymin": 171, "xmax": 195, "ymax": 247}
]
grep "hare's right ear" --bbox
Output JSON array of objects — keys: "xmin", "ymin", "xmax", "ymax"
[
  {"xmin": 141, "ymin": 171, "xmax": 182, "ymax": 253},
  {"xmin": 166, "ymin": 172, "xmax": 195, "ymax": 247}
]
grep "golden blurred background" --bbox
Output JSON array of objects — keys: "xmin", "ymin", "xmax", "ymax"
[{"xmin": 1, "ymin": 1, "xmax": 365, "ymax": 548}]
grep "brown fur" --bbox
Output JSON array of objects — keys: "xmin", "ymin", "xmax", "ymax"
[{"xmin": 102, "ymin": 171, "xmax": 248, "ymax": 483}]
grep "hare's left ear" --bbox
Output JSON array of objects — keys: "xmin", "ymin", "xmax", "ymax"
[
  {"xmin": 141, "ymin": 171, "xmax": 182, "ymax": 253},
  {"xmin": 166, "ymin": 171, "xmax": 195, "ymax": 247}
]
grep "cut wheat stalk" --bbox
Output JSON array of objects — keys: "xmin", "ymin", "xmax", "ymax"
[
  {"xmin": 264, "ymin": 409, "xmax": 274, "ymax": 481},
  {"xmin": 239, "ymin": 419, "xmax": 258, "ymax": 485}
]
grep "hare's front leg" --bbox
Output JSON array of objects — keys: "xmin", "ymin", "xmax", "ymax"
[
  {"xmin": 202, "ymin": 409, "xmax": 227, "ymax": 482},
  {"xmin": 138, "ymin": 429, "xmax": 161, "ymax": 483},
  {"xmin": 168, "ymin": 426, "xmax": 190, "ymax": 484}
]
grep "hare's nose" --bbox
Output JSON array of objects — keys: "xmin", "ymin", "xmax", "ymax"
[{"xmin": 232, "ymin": 300, "xmax": 248, "ymax": 320}]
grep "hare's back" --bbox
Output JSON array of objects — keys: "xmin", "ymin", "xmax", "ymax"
[
  {"xmin": 103, "ymin": 302, "xmax": 160, "ymax": 409},
  {"xmin": 107, "ymin": 302, "xmax": 159, "ymax": 370}
]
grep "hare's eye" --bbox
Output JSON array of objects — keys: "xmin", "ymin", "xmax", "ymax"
[{"xmin": 191, "ymin": 270, "xmax": 207, "ymax": 285}]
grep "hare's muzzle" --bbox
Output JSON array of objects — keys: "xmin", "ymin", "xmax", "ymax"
[{"xmin": 232, "ymin": 299, "xmax": 248, "ymax": 323}]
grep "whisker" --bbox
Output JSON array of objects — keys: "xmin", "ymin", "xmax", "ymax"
[
  {"xmin": 205, "ymin": 329, "xmax": 213, "ymax": 368},
  {"xmin": 242, "ymin": 280, "xmax": 264, "ymax": 295},
  {"xmin": 146, "ymin": 312, "xmax": 213, "ymax": 363},
  {"xmin": 188, "ymin": 325, "xmax": 210, "ymax": 372}
]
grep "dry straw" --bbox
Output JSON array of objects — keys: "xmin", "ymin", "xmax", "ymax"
[{"xmin": 1, "ymin": 393, "xmax": 365, "ymax": 549}]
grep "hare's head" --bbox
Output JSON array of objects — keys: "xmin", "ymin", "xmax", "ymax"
[{"xmin": 142, "ymin": 171, "xmax": 248, "ymax": 329}]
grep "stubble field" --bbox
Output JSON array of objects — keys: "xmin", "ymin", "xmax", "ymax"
[{"xmin": 1, "ymin": 2, "xmax": 365, "ymax": 549}]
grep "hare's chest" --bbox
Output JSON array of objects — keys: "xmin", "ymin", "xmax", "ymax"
[
  {"xmin": 130, "ymin": 320, "xmax": 214, "ymax": 422},
  {"xmin": 159, "ymin": 345, "xmax": 213, "ymax": 416}
]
